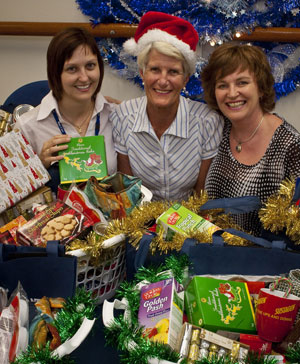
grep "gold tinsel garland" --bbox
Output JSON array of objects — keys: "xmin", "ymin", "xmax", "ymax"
[
  {"xmin": 259, "ymin": 178, "xmax": 300, "ymax": 245},
  {"xmin": 67, "ymin": 191, "xmax": 250, "ymax": 264}
]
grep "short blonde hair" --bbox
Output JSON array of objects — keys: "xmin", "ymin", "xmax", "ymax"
[{"xmin": 137, "ymin": 41, "xmax": 190, "ymax": 77}]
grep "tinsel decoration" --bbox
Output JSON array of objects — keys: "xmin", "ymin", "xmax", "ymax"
[
  {"xmin": 12, "ymin": 344, "xmax": 76, "ymax": 364},
  {"xmin": 242, "ymin": 351, "xmax": 278, "ymax": 364},
  {"xmin": 259, "ymin": 178, "xmax": 300, "ymax": 245},
  {"xmin": 67, "ymin": 192, "xmax": 250, "ymax": 262},
  {"xmin": 54, "ymin": 288, "xmax": 97, "ymax": 342},
  {"xmin": 285, "ymin": 341, "xmax": 300, "ymax": 363},
  {"xmin": 76, "ymin": 0, "xmax": 300, "ymax": 100}
]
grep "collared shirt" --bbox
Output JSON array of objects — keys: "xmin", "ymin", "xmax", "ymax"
[
  {"xmin": 111, "ymin": 96, "xmax": 223, "ymax": 201},
  {"xmin": 15, "ymin": 91, "xmax": 117, "ymax": 175}
]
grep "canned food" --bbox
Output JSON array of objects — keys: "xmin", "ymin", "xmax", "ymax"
[{"xmin": 13, "ymin": 104, "xmax": 34, "ymax": 123}]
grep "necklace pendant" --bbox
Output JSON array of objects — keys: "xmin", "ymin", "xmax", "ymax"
[{"xmin": 236, "ymin": 144, "xmax": 242, "ymax": 153}]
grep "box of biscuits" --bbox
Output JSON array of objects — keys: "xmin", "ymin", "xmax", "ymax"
[{"xmin": 16, "ymin": 200, "xmax": 92, "ymax": 246}]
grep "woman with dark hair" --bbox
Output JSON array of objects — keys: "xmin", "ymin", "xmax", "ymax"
[
  {"xmin": 15, "ymin": 27, "xmax": 117, "ymax": 191},
  {"xmin": 202, "ymin": 43, "xmax": 300, "ymax": 235}
]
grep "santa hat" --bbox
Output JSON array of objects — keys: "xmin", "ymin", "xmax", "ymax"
[{"xmin": 123, "ymin": 11, "xmax": 199, "ymax": 74}]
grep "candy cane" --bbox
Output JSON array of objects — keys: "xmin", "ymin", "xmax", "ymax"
[{"xmin": 270, "ymin": 277, "xmax": 293, "ymax": 298}]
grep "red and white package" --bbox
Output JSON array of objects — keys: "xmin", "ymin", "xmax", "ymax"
[
  {"xmin": 65, "ymin": 186, "xmax": 107, "ymax": 225},
  {"xmin": 0, "ymin": 283, "xmax": 29, "ymax": 363}
]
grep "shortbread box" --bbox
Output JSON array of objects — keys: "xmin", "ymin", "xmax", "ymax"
[
  {"xmin": 16, "ymin": 200, "xmax": 92, "ymax": 246},
  {"xmin": 0, "ymin": 129, "xmax": 50, "ymax": 213}
]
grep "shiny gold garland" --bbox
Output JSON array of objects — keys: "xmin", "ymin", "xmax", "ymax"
[
  {"xmin": 259, "ymin": 178, "xmax": 300, "ymax": 245},
  {"xmin": 67, "ymin": 191, "xmax": 251, "ymax": 264}
]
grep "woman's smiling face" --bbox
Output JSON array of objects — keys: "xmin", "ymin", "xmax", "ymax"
[
  {"xmin": 141, "ymin": 49, "xmax": 188, "ymax": 113},
  {"xmin": 61, "ymin": 44, "xmax": 100, "ymax": 103},
  {"xmin": 215, "ymin": 67, "xmax": 263, "ymax": 123}
]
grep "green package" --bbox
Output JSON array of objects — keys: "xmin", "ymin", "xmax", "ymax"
[
  {"xmin": 185, "ymin": 276, "xmax": 256, "ymax": 334},
  {"xmin": 156, "ymin": 203, "xmax": 220, "ymax": 241},
  {"xmin": 58, "ymin": 135, "xmax": 107, "ymax": 184}
]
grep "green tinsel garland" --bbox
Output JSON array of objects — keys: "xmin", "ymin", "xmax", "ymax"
[
  {"xmin": 285, "ymin": 342, "xmax": 300, "ymax": 363},
  {"xmin": 12, "ymin": 289, "xmax": 97, "ymax": 364},
  {"xmin": 54, "ymin": 288, "xmax": 97, "ymax": 342},
  {"xmin": 12, "ymin": 344, "xmax": 76, "ymax": 364}
]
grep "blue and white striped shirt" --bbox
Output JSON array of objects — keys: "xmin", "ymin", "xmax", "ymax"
[{"xmin": 111, "ymin": 96, "xmax": 223, "ymax": 201}]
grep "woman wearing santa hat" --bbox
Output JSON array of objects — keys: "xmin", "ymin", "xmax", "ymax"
[{"xmin": 111, "ymin": 11, "xmax": 223, "ymax": 201}]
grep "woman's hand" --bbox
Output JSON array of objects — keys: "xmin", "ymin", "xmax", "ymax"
[{"xmin": 39, "ymin": 134, "xmax": 71, "ymax": 169}]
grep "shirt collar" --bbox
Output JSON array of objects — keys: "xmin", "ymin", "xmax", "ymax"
[
  {"xmin": 132, "ymin": 96, "xmax": 189, "ymax": 138},
  {"xmin": 37, "ymin": 91, "xmax": 109, "ymax": 121}
]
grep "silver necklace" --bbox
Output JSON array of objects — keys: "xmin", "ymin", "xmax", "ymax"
[{"xmin": 232, "ymin": 115, "xmax": 264, "ymax": 153}]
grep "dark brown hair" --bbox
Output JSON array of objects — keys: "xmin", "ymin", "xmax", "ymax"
[
  {"xmin": 47, "ymin": 27, "xmax": 104, "ymax": 101},
  {"xmin": 201, "ymin": 43, "xmax": 275, "ymax": 113}
]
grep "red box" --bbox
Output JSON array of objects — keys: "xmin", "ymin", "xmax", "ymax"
[
  {"xmin": 16, "ymin": 200, "xmax": 92, "ymax": 246},
  {"xmin": 239, "ymin": 333, "xmax": 272, "ymax": 354}
]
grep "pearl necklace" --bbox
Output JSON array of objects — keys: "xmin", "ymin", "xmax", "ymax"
[{"xmin": 232, "ymin": 116, "xmax": 264, "ymax": 153}]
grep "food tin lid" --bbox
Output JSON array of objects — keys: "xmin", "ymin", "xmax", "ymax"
[{"xmin": 13, "ymin": 104, "xmax": 34, "ymax": 123}]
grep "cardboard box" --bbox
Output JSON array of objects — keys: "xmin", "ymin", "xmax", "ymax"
[
  {"xmin": 184, "ymin": 277, "xmax": 256, "ymax": 334},
  {"xmin": 177, "ymin": 323, "xmax": 250, "ymax": 360},
  {"xmin": 138, "ymin": 277, "xmax": 184, "ymax": 350},
  {"xmin": 0, "ymin": 128, "xmax": 50, "ymax": 213},
  {"xmin": 58, "ymin": 135, "xmax": 107, "ymax": 184},
  {"xmin": 0, "ymin": 215, "xmax": 27, "ymax": 242},
  {"xmin": 16, "ymin": 200, "xmax": 92, "ymax": 246},
  {"xmin": 156, "ymin": 203, "xmax": 221, "ymax": 241},
  {"xmin": 239, "ymin": 334, "xmax": 272, "ymax": 354},
  {"xmin": 14, "ymin": 186, "xmax": 53, "ymax": 214}
]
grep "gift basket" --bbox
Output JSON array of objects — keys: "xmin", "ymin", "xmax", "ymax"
[{"xmin": 66, "ymin": 181, "xmax": 153, "ymax": 304}]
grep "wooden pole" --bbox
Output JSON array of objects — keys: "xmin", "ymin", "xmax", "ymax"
[{"xmin": 0, "ymin": 22, "xmax": 300, "ymax": 42}]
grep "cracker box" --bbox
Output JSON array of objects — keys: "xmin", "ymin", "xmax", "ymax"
[
  {"xmin": 177, "ymin": 323, "xmax": 250, "ymax": 361},
  {"xmin": 138, "ymin": 277, "xmax": 184, "ymax": 350},
  {"xmin": 156, "ymin": 203, "xmax": 221, "ymax": 241},
  {"xmin": 0, "ymin": 215, "xmax": 27, "ymax": 243},
  {"xmin": 16, "ymin": 200, "xmax": 92, "ymax": 246},
  {"xmin": 185, "ymin": 277, "xmax": 256, "ymax": 334},
  {"xmin": 58, "ymin": 135, "xmax": 107, "ymax": 184}
]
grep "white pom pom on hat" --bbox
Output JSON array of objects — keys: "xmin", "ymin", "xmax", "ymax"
[{"xmin": 123, "ymin": 11, "xmax": 199, "ymax": 74}]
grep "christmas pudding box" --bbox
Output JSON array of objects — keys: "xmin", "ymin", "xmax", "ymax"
[
  {"xmin": 16, "ymin": 200, "xmax": 92, "ymax": 247},
  {"xmin": 185, "ymin": 277, "xmax": 256, "ymax": 334},
  {"xmin": 58, "ymin": 135, "xmax": 107, "ymax": 184},
  {"xmin": 0, "ymin": 129, "xmax": 50, "ymax": 213},
  {"xmin": 138, "ymin": 277, "xmax": 184, "ymax": 350},
  {"xmin": 156, "ymin": 203, "xmax": 221, "ymax": 241}
]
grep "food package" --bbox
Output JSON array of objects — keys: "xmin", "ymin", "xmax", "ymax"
[
  {"xmin": 156, "ymin": 203, "xmax": 222, "ymax": 241},
  {"xmin": 0, "ymin": 215, "xmax": 27, "ymax": 243},
  {"xmin": 177, "ymin": 323, "xmax": 250, "ymax": 362},
  {"xmin": 16, "ymin": 200, "xmax": 92, "ymax": 246},
  {"xmin": 184, "ymin": 276, "xmax": 256, "ymax": 334},
  {"xmin": 138, "ymin": 277, "xmax": 184, "ymax": 350}
]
